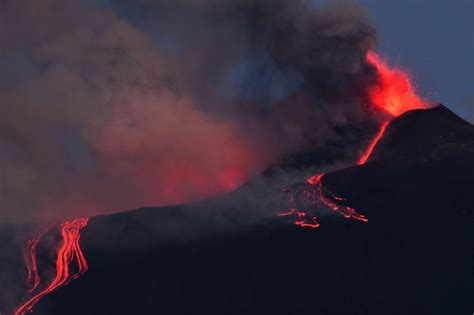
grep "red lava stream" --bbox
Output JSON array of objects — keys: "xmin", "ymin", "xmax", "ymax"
[
  {"xmin": 15, "ymin": 218, "xmax": 89, "ymax": 315},
  {"xmin": 14, "ymin": 49, "xmax": 431, "ymax": 314},
  {"xmin": 278, "ymin": 50, "xmax": 431, "ymax": 228}
]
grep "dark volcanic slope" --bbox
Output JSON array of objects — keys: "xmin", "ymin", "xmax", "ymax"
[
  {"xmin": 321, "ymin": 106, "xmax": 474, "ymax": 314},
  {"xmin": 21, "ymin": 106, "xmax": 474, "ymax": 315},
  {"xmin": 368, "ymin": 105, "xmax": 474, "ymax": 163}
]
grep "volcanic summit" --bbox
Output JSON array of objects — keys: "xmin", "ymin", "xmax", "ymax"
[
  {"xmin": 1, "ymin": 1, "xmax": 473, "ymax": 315},
  {"xmin": 5, "ymin": 104, "xmax": 473, "ymax": 315}
]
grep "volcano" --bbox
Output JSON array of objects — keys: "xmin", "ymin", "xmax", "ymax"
[{"xmin": 5, "ymin": 105, "xmax": 472, "ymax": 315}]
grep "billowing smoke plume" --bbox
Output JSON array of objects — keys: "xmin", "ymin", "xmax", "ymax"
[{"xmin": 0, "ymin": 0, "xmax": 378, "ymax": 224}]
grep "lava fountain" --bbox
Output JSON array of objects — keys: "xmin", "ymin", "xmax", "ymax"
[
  {"xmin": 14, "ymin": 50, "xmax": 432, "ymax": 313},
  {"xmin": 366, "ymin": 50, "xmax": 431, "ymax": 117},
  {"xmin": 358, "ymin": 50, "xmax": 432, "ymax": 165},
  {"xmin": 279, "ymin": 50, "xmax": 432, "ymax": 227}
]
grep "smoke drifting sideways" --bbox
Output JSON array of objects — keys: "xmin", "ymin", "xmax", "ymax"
[{"xmin": 0, "ymin": 0, "xmax": 380, "ymax": 225}]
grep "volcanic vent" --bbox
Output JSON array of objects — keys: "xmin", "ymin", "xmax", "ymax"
[
  {"xmin": 11, "ymin": 47, "xmax": 438, "ymax": 315},
  {"xmin": 14, "ymin": 104, "xmax": 472, "ymax": 315},
  {"xmin": 1, "ymin": 1, "xmax": 472, "ymax": 315},
  {"xmin": 11, "ymin": 52, "xmax": 473, "ymax": 314}
]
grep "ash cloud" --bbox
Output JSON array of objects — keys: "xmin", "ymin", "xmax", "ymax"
[{"xmin": 0, "ymin": 0, "xmax": 378, "ymax": 224}]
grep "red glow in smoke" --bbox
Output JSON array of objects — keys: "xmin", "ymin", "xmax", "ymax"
[
  {"xmin": 359, "ymin": 51, "xmax": 432, "ymax": 165},
  {"xmin": 152, "ymin": 163, "xmax": 251, "ymax": 206},
  {"xmin": 15, "ymin": 218, "xmax": 89, "ymax": 315},
  {"xmin": 281, "ymin": 51, "xmax": 431, "ymax": 228},
  {"xmin": 366, "ymin": 51, "xmax": 430, "ymax": 117},
  {"xmin": 15, "ymin": 50, "xmax": 432, "ymax": 312}
]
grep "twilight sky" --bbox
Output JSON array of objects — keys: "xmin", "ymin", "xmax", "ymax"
[
  {"xmin": 112, "ymin": 0, "xmax": 474, "ymax": 120},
  {"xmin": 0, "ymin": 0, "xmax": 472, "ymax": 225},
  {"xmin": 358, "ymin": 0, "xmax": 473, "ymax": 122}
]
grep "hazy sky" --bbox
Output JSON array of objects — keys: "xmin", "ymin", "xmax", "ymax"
[
  {"xmin": 358, "ymin": 0, "xmax": 473, "ymax": 121},
  {"xmin": 116, "ymin": 0, "xmax": 474, "ymax": 120}
]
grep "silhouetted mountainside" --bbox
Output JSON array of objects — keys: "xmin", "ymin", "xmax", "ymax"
[
  {"xmin": 369, "ymin": 105, "xmax": 474, "ymax": 163},
  {"xmin": 323, "ymin": 104, "xmax": 474, "ymax": 213},
  {"xmin": 16, "ymin": 106, "xmax": 474, "ymax": 315}
]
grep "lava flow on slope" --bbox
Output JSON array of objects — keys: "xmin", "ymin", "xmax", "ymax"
[
  {"xmin": 357, "ymin": 121, "xmax": 390, "ymax": 165},
  {"xmin": 22, "ymin": 225, "xmax": 54, "ymax": 293},
  {"xmin": 14, "ymin": 50, "xmax": 433, "ymax": 313},
  {"xmin": 278, "ymin": 173, "xmax": 368, "ymax": 228},
  {"xmin": 278, "ymin": 50, "xmax": 432, "ymax": 228},
  {"xmin": 15, "ymin": 218, "xmax": 89, "ymax": 315},
  {"xmin": 360, "ymin": 50, "xmax": 432, "ymax": 164}
]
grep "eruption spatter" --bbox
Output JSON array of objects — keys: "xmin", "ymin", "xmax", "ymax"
[
  {"xmin": 359, "ymin": 50, "xmax": 432, "ymax": 164},
  {"xmin": 13, "ymin": 47, "xmax": 432, "ymax": 312},
  {"xmin": 278, "ymin": 50, "xmax": 431, "ymax": 227},
  {"xmin": 366, "ymin": 51, "xmax": 431, "ymax": 116},
  {"xmin": 15, "ymin": 218, "xmax": 89, "ymax": 315}
]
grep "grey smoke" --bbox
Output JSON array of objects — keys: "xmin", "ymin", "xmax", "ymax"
[{"xmin": 0, "ymin": 0, "xmax": 378, "ymax": 224}]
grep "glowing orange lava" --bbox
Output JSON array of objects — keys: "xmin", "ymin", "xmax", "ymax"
[
  {"xmin": 16, "ymin": 49, "xmax": 433, "ymax": 314},
  {"xmin": 357, "ymin": 120, "xmax": 390, "ymax": 165},
  {"xmin": 295, "ymin": 218, "xmax": 320, "ymax": 228},
  {"xmin": 309, "ymin": 173, "xmax": 368, "ymax": 222},
  {"xmin": 279, "ymin": 51, "xmax": 432, "ymax": 228},
  {"xmin": 366, "ymin": 51, "xmax": 430, "ymax": 117},
  {"xmin": 23, "ymin": 225, "xmax": 53, "ymax": 293},
  {"xmin": 277, "ymin": 208, "xmax": 320, "ymax": 228},
  {"xmin": 278, "ymin": 173, "xmax": 367, "ymax": 228},
  {"xmin": 15, "ymin": 218, "xmax": 89, "ymax": 315}
]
